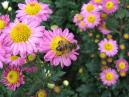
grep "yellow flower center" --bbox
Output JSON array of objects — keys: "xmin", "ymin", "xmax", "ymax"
[
  {"xmin": 37, "ymin": 90, "xmax": 47, "ymax": 97},
  {"xmin": 6, "ymin": 70, "xmax": 19, "ymax": 84},
  {"xmin": 105, "ymin": 72, "xmax": 113, "ymax": 81},
  {"xmin": 50, "ymin": 36, "xmax": 70, "ymax": 56},
  {"xmin": 105, "ymin": 1, "xmax": 114, "ymax": 10},
  {"xmin": 86, "ymin": 4, "xmax": 95, "ymax": 12},
  {"xmin": 25, "ymin": 2, "xmax": 41, "ymax": 15},
  {"xmin": 104, "ymin": 42, "xmax": 113, "ymax": 51},
  {"xmin": 10, "ymin": 23, "xmax": 31, "ymax": 43},
  {"xmin": 94, "ymin": 0, "xmax": 102, "ymax": 3},
  {"xmin": 87, "ymin": 14, "xmax": 96, "ymax": 23},
  {"xmin": 118, "ymin": 62, "xmax": 126, "ymax": 69},
  {"xmin": 0, "ymin": 19, "xmax": 6, "ymax": 29},
  {"xmin": 10, "ymin": 55, "xmax": 19, "ymax": 61}
]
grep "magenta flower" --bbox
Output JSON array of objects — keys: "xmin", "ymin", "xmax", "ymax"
[
  {"xmin": 39, "ymin": 28, "xmax": 79, "ymax": 68},
  {"xmin": 1, "ymin": 66, "xmax": 25, "ymax": 91},
  {"xmin": 115, "ymin": 58, "xmax": 129, "ymax": 72},
  {"xmin": 100, "ymin": 68, "xmax": 119, "ymax": 86},
  {"xmin": 4, "ymin": 19, "xmax": 45, "ymax": 57},
  {"xmin": 16, "ymin": 0, "xmax": 52, "ymax": 24},
  {"xmin": 98, "ymin": 38, "xmax": 118, "ymax": 57},
  {"xmin": 102, "ymin": 0, "xmax": 119, "ymax": 14},
  {"xmin": 81, "ymin": 2, "xmax": 100, "ymax": 13},
  {"xmin": 84, "ymin": 13, "xmax": 101, "ymax": 28}
]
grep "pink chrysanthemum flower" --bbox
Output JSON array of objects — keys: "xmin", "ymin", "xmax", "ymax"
[
  {"xmin": 0, "ymin": 34, "xmax": 10, "ymax": 68},
  {"xmin": 1, "ymin": 66, "xmax": 25, "ymax": 91},
  {"xmin": 98, "ymin": 38, "xmax": 118, "ymax": 57},
  {"xmin": 78, "ymin": 20, "xmax": 87, "ymax": 31},
  {"xmin": 115, "ymin": 58, "xmax": 129, "ymax": 72},
  {"xmin": 16, "ymin": 0, "xmax": 52, "ymax": 24},
  {"xmin": 98, "ymin": 21, "xmax": 111, "ymax": 35},
  {"xmin": 102, "ymin": 0, "xmax": 119, "ymax": 14},
  {"xmin": 84, "ymin": 13, "xmax": 100, "ymax": 28},
  {"xmin": 6, "ymin": 55, "xmax": 26, "ymax": 66},
  {"xmin": 39, "ymin": 28, "xmax": 79, "ymax": 68},
  {"xmin": 100, "ymin": 68, "xmax": 119, "ymax": 86},
  {"xmin": 4, "ymin": 19, "xmax": 45, "ymax": 57},
  {"xmin": 73, "ymin": 13, "xmax": 84, "ymax": 25},
  {"xmin": 0, "ymin": 15, "xmax": 10, "ymax": 34},
  {"xmin": 81, "ymin": 3, "xmax": 100, "ymax": 13}
]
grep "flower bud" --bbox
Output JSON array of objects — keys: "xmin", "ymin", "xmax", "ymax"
[
  {"xmin": 120, "ymin": 44, "xmax": 125, "ymax": 50},
  {"xmin": 54, "ymin": 86, "xmax": 61, "ymax": 93},
  {"xmin": 47, "ymin": 83, "xmax": 55, "ymax": 89},
  {"xmin": 63, "ymin": 80, "xmax": 69, "ymax": 86},
  {"xmin": 8, "ymin": 6, "xmax": 12, "ymax": 11},
  {"xmin": 1, "ymin": 1, "xmax": 9, "ymax": 9},
  {"xmin": 36, "ymin": 89, "xmax": 47, "ymax": 97}
]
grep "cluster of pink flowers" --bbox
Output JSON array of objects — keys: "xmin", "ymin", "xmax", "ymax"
[
  {"xmin": 100, "ymin": 57, "xmax": 129, "ymax": 86},
  {"xmin": 72, "ymin": 0, "xmax": 128, "ymax": 87},
  {"xmin": 0, "ymin": 0, "xmax": 79, "ymax": 91},
  {"xmin": 98, "ymin": 38, "xmax": 129, "ymax": 86},
  {"xmin": 73, "ymin": 0, "xmax": 119, "ymax": 35}
]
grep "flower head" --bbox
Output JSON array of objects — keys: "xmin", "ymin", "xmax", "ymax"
[
  {"xmin": 115, "ymin": 58, "xmax": 129, "ymax": 72},
  {"xmin": 100, "ymin": 68, "xmax": 119, "ymax": 86},
  {"xmin": 0, "ymin": 15, "xmax": 10, "ymax": 33},
  {"xmin": 84, "ymin": 13, "xmax": 100, "ymax": 28},
  {"xmin": 39, "ymin": 28, "xmax": 79, "ymax": 68},
  {"xmin": 81, "ymin": 2, "xmax": 100, "ymax": 13},
  {"xmin": 16, "ymin": 0, "xmax": 52, "ymax": 24},
  {"xmin": 102, "ymin": 0, "xmax": 119, "ymax": 14},
  {"xmin": 1, "ymin": 66, "xmax": 25, "ymax": 90},
  {"xmin": 4, "ymin": 19, "xmax": 45, "ymax": 57},
  {"xmin": 98, "ymin": 38, "xmax": 118, "ymax": 57}
]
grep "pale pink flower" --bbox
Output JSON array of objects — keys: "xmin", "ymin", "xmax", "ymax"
[
  {"xmin": 84, "ymin": 13, "xmax": 101, "ymax": 28},
  {"xmin": 98, "ymin": 38, "xmax": 118, "ymax": 57},
  {"xmin": 16, "ymin": 0, "xmax": 52, "ymax": 24},
  {"xmin": 100, "ymin": 68, "xmax": 119, "ymax": 86},
  {"xmin": 4, "ymin": 19, "xmax": 45, "ymax": 57},
  {"xmin": 81, "ymin": 2, "xmax": 100, "ymax": 13},
  {"xmin": 102, "ymin": 0, "xmax": 119, "ymax": 14}
]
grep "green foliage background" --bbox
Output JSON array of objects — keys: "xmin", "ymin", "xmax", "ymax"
[{"xmin": 0, "ymin": 0, "xmax": 129, "ymax": 97}]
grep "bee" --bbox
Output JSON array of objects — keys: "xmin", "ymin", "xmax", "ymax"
[{"xmin": 56, "ymin": 40, "xmax": 77, "ymax": 52}]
